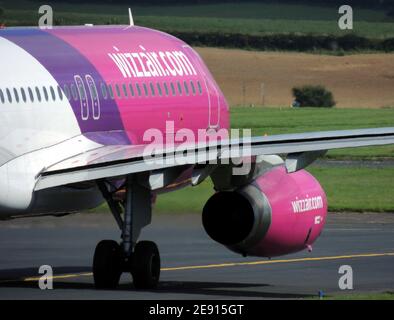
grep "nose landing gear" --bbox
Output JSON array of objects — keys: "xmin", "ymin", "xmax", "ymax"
[{"xmin": 94, "ymin": 176, "xmax": 159, "ymax": 290}]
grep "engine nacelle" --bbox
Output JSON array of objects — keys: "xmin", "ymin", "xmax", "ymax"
[{"xmin": 202, "ymin": 166, "xmax": 327, "ymax": 257}]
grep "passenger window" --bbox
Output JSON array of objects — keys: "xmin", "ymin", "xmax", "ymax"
[
  {"xmin": 42, "ymin": 86, "xmax": 49, "ymax": 101},
  {"xmin": 78, "ymin": 84, "xmax": 86, "ymax": 100},
  {"xmin": 170, "ymin": 82, "xmax": 176, "ymax": 96},
  {"xmin": 50, "ymin": 86, "xmax": 56, "ymax": 101},
  {"xmin": 136, "ymin": 83, "xmax": 142, "ymax": 97},
  {"xmin": 177, "ymin": 81, "xmax": 182, "ymax": 95},
  {"xmin": 90, "ymin": 83, "xmax": 98, "ymax": 99},
  {"xmin": 57, "ymin": 86, "xmax": 63, "ymax": 101},
  {"xmin": 20, "ymin": 88, "xmax": 27, "ymax": 103},
  {"xmin": 28, "ymin": 87, "xmax": 34, "ymax": 102},
  {"xmin": 197, "ymin": 81, "xmax": 203, "ymax": 95},
  {"xmin": 163, "ymin": 82, "xmax": 169, "ymax": 96},
  {"xmin": 157, "ymin": 83, "xmax": 163, "ymax": 97},
  {"xmin": 13, "ymin": 88, "xmax": 20, "ymax": 103},
  {"xmin": 72, "ymin": 84, "xmax": 79, "ymax": 101},
  {"xmin": 6, "ymin": 89, "xmax": 12, "ymax": 103},
  {"xmin": 143, "ymin": 83, "xmax": 148, "ymax": 96},
  {"xmin": 108, "ymin": 84, "xmax": 114, "ymax": 100},
  {"xmin": 184, "ymin": 81, "xmax": 189, "ymax": 96},
  {"xmin": 190, "ymin": 81, "xmax": 196, "ymax": 96},
  {"xmin": 63, "ymin": 84, "xmax": 71, "ymax": 101},
  {"xmin": 0, "ymin": 89, "xmax": 4, "ymax": 103},
  {"xmin": 150, "ymin": 82, "xmax": 155, "ymax": 96},
  {"xmin": 115, "ymin": 84, "xmax": 122, "ymax": 98},
  {"xmin": 101, "ymin": 83, "xmax": 108, "ymax": 100},
  {"xmin": 122, "ymin": 84, "xmax": 128, "ymax": 98},
  {"xmin": 129, "ymin": 83, "xmax": 135, "ymax": 97},
  {"xmin": 35, "ymin": 87, "xmax": 42, "ymax": 102}
]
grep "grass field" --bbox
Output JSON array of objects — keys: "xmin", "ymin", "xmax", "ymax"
[
  {"xmin": 1, "ymin": 1, "xmax": 394, "ymax": 39},
  {"xmin": 151, "ymin": 166, "xmax": 394, "ymax": 214},
  {"xmin": 231, "ymin": 107, "xmax": 394, "ymax": 159},
  {"xmin": 92, "ymin": 165, "xmax": 394, "ymax": 214},
  {"xmin": 320, "ymin": 291, "xmax": 394, "ymax": 300}
]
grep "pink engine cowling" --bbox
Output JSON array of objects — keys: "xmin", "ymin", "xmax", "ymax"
[{"xmin": 202, "ymin": 166, "xmax": 328, "ymax": 257}]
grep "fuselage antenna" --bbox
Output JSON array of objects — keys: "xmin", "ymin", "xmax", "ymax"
[{"xmin": 129, "ymin": 8, "xmax": 134, "ymax": 26}]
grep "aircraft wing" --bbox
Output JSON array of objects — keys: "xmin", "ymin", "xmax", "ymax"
[{"xmin": 34, "ymin": 127, "xmax": 394, "ymax": 191}]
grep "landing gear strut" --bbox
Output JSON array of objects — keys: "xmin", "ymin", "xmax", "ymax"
[{"xmin": 93, "ymin": 175, "xmax": 160, "ymax": 289}]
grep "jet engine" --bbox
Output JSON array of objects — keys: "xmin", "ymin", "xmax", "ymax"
[{"xmin": 202, "ymin": 166, "xmax": 327, "ymax": 257}]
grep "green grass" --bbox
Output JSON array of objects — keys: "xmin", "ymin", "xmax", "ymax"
[
  {"xmin": 90, "ymin": 165, "xmax": 394, "ymax": 214},
  {"xmin": 88, "ymin": 107, "xmax": 394, "ymax": 215},
  {"xmin": 319, "ymin": 291, "xmax": 394, "ymax": 300},
  {"xmin": 231, "ymin": 107, "xmax": 394, "ymax": 159},
  {"xmin": 154, "ymin": 166, "xmax": 394, "ymax": 214},
  {"xmin": 1, "ymin": 1, "xmax": 394, "ymax": 39},
  {"xmin": 309, "ymin": 166, "xmax": 394, "ymax": 212},
  {"xmin": 141, "ymin": 17, "xmax": 394, "ymax": 39},
  {"xmin": 164, "ymin": 106, "xmax": 394, "ymax": 212}
]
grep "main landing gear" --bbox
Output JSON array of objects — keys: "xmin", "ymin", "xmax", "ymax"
[{"xmin": 93, "ymin": 175, "xmax": 160, "ymax": 289}]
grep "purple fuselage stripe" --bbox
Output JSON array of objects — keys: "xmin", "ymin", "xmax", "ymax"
[{"xmin": 1, "ymin": 28, "xmax": 129, "ymax": 145}]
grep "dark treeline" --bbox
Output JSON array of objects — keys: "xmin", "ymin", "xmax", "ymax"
[
  {"xmin": 172, "ymin": 31, "xmax": 394, "ymax": 52},
  {"xmin": 31, "ymin": 0, "xmax": 394, "ymax": 9}
]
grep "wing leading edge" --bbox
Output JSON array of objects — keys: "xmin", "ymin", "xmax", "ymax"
[{"xmin": 34, "ymin": 127, "xmax": 394, "ymax": 191}]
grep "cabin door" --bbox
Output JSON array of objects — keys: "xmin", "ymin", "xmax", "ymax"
[{"xmin": 183, "ymin": 46, "xmax": 220, "ymax": 130}]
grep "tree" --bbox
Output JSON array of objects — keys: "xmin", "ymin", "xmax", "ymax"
[{"xmin": 292, "ymin": 85, "xmax": 336, "ymax": 108}]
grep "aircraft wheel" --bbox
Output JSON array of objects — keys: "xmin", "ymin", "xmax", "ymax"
[
  {"xmin": 132, "ymin": 241, "xmax": 161, "ymax": 289},
  {"xmin": 93, "ymin": 240, "xmax": 122, "ymax": 289}
]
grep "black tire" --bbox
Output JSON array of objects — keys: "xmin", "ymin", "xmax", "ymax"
[
  {"xmin": 132, "ymin": 241, "xmax": 161, "ymax": 289},
  {"xmin": 93, "ymin": 240, "xmax": 122, "ymax": 289}
]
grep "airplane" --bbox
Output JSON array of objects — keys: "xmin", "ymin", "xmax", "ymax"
[{"xmin": 0, "ymin": 23, "xmax": 394, "ymax": 290}]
